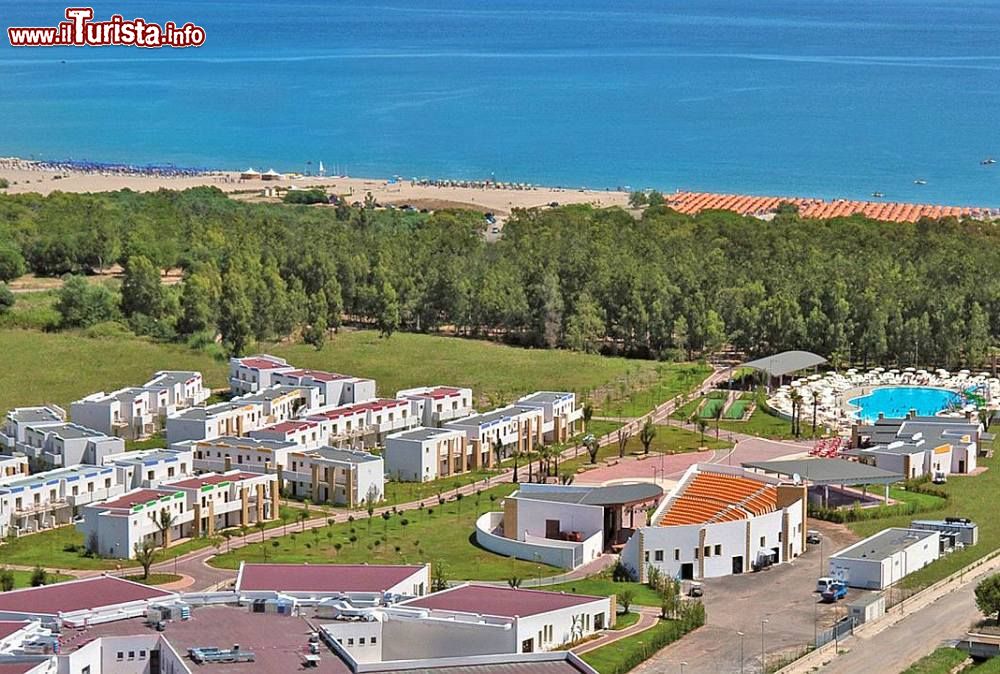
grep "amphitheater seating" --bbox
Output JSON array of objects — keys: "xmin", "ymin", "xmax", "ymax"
[{"xmin": 657, "ymin": 470, "xmax": 779, "ymax": 526}]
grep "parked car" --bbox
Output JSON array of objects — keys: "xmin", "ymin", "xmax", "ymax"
[
  {"xmin": 932, "ymin": 470, "xmax": 947, "ymax": 484},
  {"xmin": 806, "ymin": 530, "xmax": 822, "ymax": 545},
  {"xmin": 821, "ymin": 581, "xmax": 848, "ymax": 603},
  {"xmin": 687, "ymin": 582, "xmax": 703, "ymax": 598},
  {"xmin": 816, "ymin": 577, "xmax": 837, "ymax": 594}
]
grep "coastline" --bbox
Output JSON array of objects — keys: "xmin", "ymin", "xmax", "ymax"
[{"xmin": 0, "ymin": 158, "xmax": 629, "ymax": 215}]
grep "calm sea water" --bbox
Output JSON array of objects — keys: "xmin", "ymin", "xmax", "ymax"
[{"xmin": 2, "ymin": 0, "xmax": 1000, "ymax": 203}]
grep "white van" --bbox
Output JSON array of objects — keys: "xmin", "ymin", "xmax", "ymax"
[{"xmin": 816, "ymin": 577, "xmax": 837, "ymax": 594}]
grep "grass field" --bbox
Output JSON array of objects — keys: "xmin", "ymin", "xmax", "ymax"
[
  {"xmin": 561, "ymin": 426, "xmax": 731, "ymax": 475},
  {"xmin": 612, "ymin": 612, "xmax": 641, "ymax": 630},
  {"xmin": 0, "ymin": 291, "xmax": 60, "ymax": 331},
  {"xmin": 209, "ymin": 484, "xmax": 559, "ymax": 581},
  {"xmin": 699, "ymin": 398, "xmax": 725, "ymax": 419},
  {"xmin": 124, "ymin": 573, "xmax": 183, "ymax": 586},
  {"xmin": 1, "ymin": 569, "xmax": 72, "ymax": 589},
  {"xmin": 0, "ymin": 329, "xmax": 228, "ymax": 413},
  {"xmin": 382, "ymin": 470, "xmax": 499, "ymax": 507},
  {"xmin": 270, "ymin": 331, "xmax": 692, "ymax": 407},
  {"xmin": 593, "ymin": 363, "xmax": 710, "ymax": 418},
  {"xmin": 543, "ymin": 577, "xmax": 663, "ymax": 607},
  {"xmin": 724, "ymin": 399, "xmax": 750, "ymax": 419},
  {"xmin": 901, "ymin": 647, "xmax": 968, "ymax": 674}
]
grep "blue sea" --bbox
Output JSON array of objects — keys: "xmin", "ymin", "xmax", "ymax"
[{"xmin": 2, "ymin": 0, "xmax": 1000, "ymax": 204}]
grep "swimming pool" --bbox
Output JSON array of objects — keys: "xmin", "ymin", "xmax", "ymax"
[{"xmin": 848, "ymin": 386, "xmax": 963, "ymax": 423}]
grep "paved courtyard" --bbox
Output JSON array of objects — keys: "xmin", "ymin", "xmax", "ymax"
[{"xmin": 634, "ymin": 519, "xmax": 861, "ymax": 674}]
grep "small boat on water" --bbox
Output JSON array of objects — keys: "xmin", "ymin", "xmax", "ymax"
[
  {"xmin": 982, "ymin": 158, "xmax": 997, "ymax": 165},
  {"xmin": 871, "ymin": 191, "xmax": 885, "ymax": 198},
  {"xmin": 913, "ymin": 179, "xmax": 927, "ymax": 185}
]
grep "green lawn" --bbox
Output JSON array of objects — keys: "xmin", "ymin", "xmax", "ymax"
[
  {"xmin": 593, "ymin": 363, "xmax": 710, "ymax": 419},
  {"xmin": 612, "ymin": 612, "xmax": 641, "ymax": 630},
  {"xmin": 849, "ymin": 443, "xmax": 1000, "ymax": 589},
  {"xmin": 717, "ymin": 406, "xmax": 826, "ymax": 440},
  {"xmin": 901, "ymin": 647, "xmax": 968, "ymax": 674},
  {"xmin": 724, "ymin": 399, "xmax": 750, "ymax": 419},
  {"xmin": 0, "ymin": 505, "xmax": 301, "ymax": 570},
  {"xmin": 124, "ymin": 573, "xmax": 182, "ymax": 586},
  {"xmin": 0, "ymin": 329, "xmax": 228, "ymax": 414},
  {"xmin": 382, "ymin": 470, "xmax": 500, "ymax": 508},
  {"xmin": 0, "ymin": 569, "xmax": 72, "ymax": 589},
  {"xmin": 581, "ymin": 618, "xmax": 693, "ymax": 674},
  {"xmin": 269, "ymin": 331, "xmax": 681, "ymax": 407},
  {"xmin": 209, "ymin": 484, "xmax": 559, "ymax": 581},
  {"xmin": 699, "ymin": 398, "xmax": 725, "ymax": 419},
  {"xmin": 544, "ymin": 577, "xmax": 663, "ymax": 607},
  {"xmin": 561, "ymin": 425, "xmax": 731, "ymax": 475}
]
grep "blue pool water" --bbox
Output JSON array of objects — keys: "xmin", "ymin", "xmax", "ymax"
[
  {"xmin": 849, "ymin": 386, "xmax": 962, "ymax": 423},
  {"xmin": 2, "ymin": 0, "xmax": 1000, "ymax": 202}
]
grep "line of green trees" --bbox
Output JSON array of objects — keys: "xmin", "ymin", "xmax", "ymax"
[{"xmin": 1, "ymin": 187, "xmax": 998, "ymax": 365}]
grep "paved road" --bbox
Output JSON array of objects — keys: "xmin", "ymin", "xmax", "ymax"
[{"xmin": 818, "ymin": 562, "xmax": 998, "ymax": 673}]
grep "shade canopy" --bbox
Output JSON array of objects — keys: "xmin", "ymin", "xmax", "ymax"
[{"xmin": 741, "ymin": 351, "xmax": 827, "ymax": 378}]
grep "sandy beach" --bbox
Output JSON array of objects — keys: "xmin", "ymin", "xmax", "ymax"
[{"xmin": 0, "ymin": 159, "xmax": 629, "ymax": 215}]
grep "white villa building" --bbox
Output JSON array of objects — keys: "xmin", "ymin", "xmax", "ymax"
[
  {"xmin": 848, "ymin": 413, "xmax": 980, "ymax": 479},
  {"xmin": 78, "ymin": 470, "xmax": 279, "ymax": 559},
  {"xmin": 18, "ymin": 422, "xmax": 125, "ymax": 470},
  {"xmin": 516, "ymin": 391, "xmax": 583, "ymax": 444},
  {"xmin": 71, "ymin": 388, "xmax": 157, "ymax": 441},
  {"xmin": 273, "ymin": 368, "xmax": 377, "ymax": 408},
  {"xmin": 384, "ymin": 426, "xmax": 473, "ymax": 482},
  {"xmin": 0, "ymin": 464, "xmax": 119, "ymax": 538},
  {"xmin": 0, "ymin": 405, "xmax": 66, "ymax": 450},
  {"xmin": 622, "ymin": 464, "xmax": 807, "ymax": 581},
  {"xmin": 165, "ymin": 385, "xmax": 319, "ymax": 445},
  {"xmin": 103, "ymin": 448, "xmax": 194, "ymax": 490},
  {"xmin": 396, "ymin": 386, "xmax": 474, "ymax": 426},
  {"xmin": 228, "ymin": 354, "xmax": 296, "ymax": 394},
  {"xmin": 143, "ymin": 370, "xmax": 211, "ymax": 410},
  {"xmin": 445, "ymin": 404, "xmax": 545, "ymax": 459}
]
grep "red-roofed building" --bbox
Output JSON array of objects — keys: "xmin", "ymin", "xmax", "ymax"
[
  {"xmin": 273, "ymin": 369, "xmax": 376, "ymax": 408},
  {"xmin": 78, "ymin": 470, "xmax": 279, "ymax": 559},
  {"xmin": 370, "ymin": 584, "xmax": 612, "ymax": 655},
  {"xmin": 229, "ymin": 354, "xmax": 295, "ymax": 394},
  {"xmin": 0, "ymin": 577, "xmax": 172, "ymax": 620},
  {"xmin": 249, "ymin": 417, "xmax": 328, "ymax": 448},
  {"xmin": 235, "ymin": 562, "xmax": 428, "ymax": 598},
  {"xmin": 396, "ymin": 386, "xmax": 474, "ymax": 425}
]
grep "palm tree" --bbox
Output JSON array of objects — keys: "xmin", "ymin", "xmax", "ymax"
[
  {"xmin": 617, "ymin": 426, "xmax": 632, "ymax": 459},
  {"xmin": 697, "ymin": 419, "xmax": 708, "ymax": 446},
  {"xmin": 789, "ymin": 389, "xmax": 803, "ymax": 437},
  {"xmin": 512, "ymin": 445, "xmax": 521, "ymax": 483},
  {"xmin": 492, "ymin": 438, "xmax": 504, "ymax": 469},
  {"xmin": 585, "ymin": 436, "xmax": 600, "ymax": 464},
  {"xmin": 810, "ymin": 390, "xmax": 820, "ymax": 436},
  {"xmin": 582, "ymin": 402, "xmax": 593, "ymax": 434},
  {"xmin": 151, "ymin": 508, "xmax": 177, "ymax": 549}
]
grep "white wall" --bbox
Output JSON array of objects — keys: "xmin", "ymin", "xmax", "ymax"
[
  {"xmin": 515, "ymin": 596, "xmax": 611, "ymax": 652},
  {"xmin": 830, "ymin": 530, "xmax": 940, "ymax": 589},
  {"xmin": 512, "ymin": 497, "xmax": 603, "ymax": 541},
  {"xmin": 381, "ymin": 614, "xmax": 516, "ymax": 661},
  {"xmin": 476, "ymin": 512, "xmax": 583, "ymax": 569}
]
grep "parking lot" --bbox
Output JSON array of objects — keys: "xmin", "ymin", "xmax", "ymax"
[{"xmin": 634, "ymin": 519, "xmax": 861, "ymax": 674}]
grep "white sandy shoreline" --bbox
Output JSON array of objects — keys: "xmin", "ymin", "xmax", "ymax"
[{"xmin": 0, "ymin": 157, "xmax": 629, "ymax": 215}]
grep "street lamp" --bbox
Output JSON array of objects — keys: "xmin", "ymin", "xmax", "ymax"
[
  {"xmin": 760, "ymin": 619, "xmax": 769, "ymax": 674},
  {"xmin": 737, "ymin": 631, "xmax": 745, "ymax": 674},
  {"xmin": 680, "ymin": 661, "xmax": 688, "ymax": 674}
]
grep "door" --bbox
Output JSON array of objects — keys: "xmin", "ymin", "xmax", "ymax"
[
  {"xmin": 959, "ymin": 460, "xmax": 965, "ymax": 473},
  {"xmin": 594, "ymin": 612, "xmax": 605, "ymax": 630},
  {"xmin": 521, "ymin": 638, "xmax": 534, "ymax": 653},
  {"xmin": 771, "ymin": 547, "xmax": 780, "ymax": 564},
  {"xmin": 149, "ymin": 648, "xmax": 161, "ymax": 674},
  {"xmin": 545, "ymin": 519, "xmax": 561, "ymax": 539},
  {"xmin": 680, "ymin": 563, "xmax": 694, "ymax": 580},
  {"xmin": 732, "ymin": 555, "xmax": 744, "ymax": 574}
]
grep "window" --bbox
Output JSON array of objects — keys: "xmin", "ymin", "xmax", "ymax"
[
  {"xmin": 116, "ymin": 652, "xmax": 124, "ymax": 661},
  {"xmin": 674, "ymin": 548, "xmax": 680, "ymax": 561},
  {"xmin": 654, "ymin": 550, "xmax": 664, "ymax": 562},
  {"xmin": 347, "ymin": 638, "xmax": 354, "ymax": 646},
  {"xmin": 371, "ymin": 637, "xmax": 377, "ymax": 645},
  {"xmin": 694, "ymin": 548, "xmax": 699, "ymax": 559},
  {"xmin": 778, "ymin": 532, "xmax": 783, "ymax": 542},
  {"xmin": 704, "ymin": 546, "xmax": 711, "ymax": 558},
  {"xmin": 643, "ymin": 551, "xmax": 649, "ymax": 562},
  {"xmin": 139, "ymin": 650, "xmax": 146, "ymax": 659},
  {"xmin": 359, "ymin": 638, "xmax": 366, "ymax": 645},
  {"xmin": 714, "ymin": 544, "xmax": 722, "ymax": 556},
  {"xmin": 128, "ymin": 651, "xmax": 135, "ymax": 659},
  {"xmin": 760, "ymin": 536, "xmax": 766, "ymax": 547}
]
